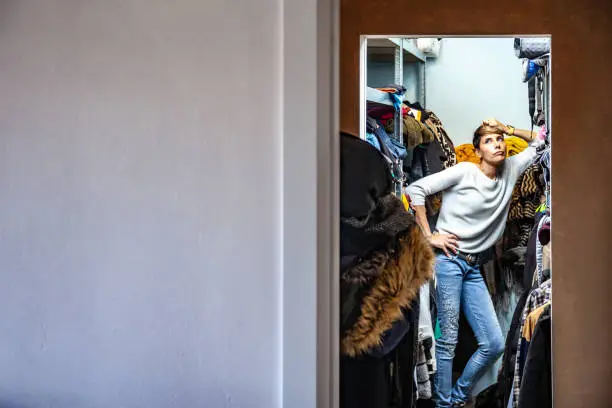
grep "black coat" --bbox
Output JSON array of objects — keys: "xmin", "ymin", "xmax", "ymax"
[
  {"xmin": 339, "ymin": 132, "xmax": 434, "ymax": 408},
  {"xmin": 340, "ymin": 299, "xmax": 420, "ymax": 408},
  {"xmin": 498, "ymin": 287, "xmax": 532, "ymax": 407},
  {"xmin": 518, "ymin": 307, "xmax": 551, "ymax": 408}
]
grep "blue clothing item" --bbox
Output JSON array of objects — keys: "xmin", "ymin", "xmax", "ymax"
[
  {"xmin": 365, "ymin": 132, "xmax": 381, "ymax": 151},
  {"xmin": 366, "ymin": 117, "xmax": 408, "ymax": 161},
  {"xmin": 389, "ymin": 92, "xmax": 403, "ymax": 111},
  {"xmin": 432, "ymin": 253, "xmax": 504, "ymax": 408}
]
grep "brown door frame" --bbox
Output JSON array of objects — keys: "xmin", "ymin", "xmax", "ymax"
[{"xmin": 339, "ymin": 2, "xmax": 612, "ymax": 407}]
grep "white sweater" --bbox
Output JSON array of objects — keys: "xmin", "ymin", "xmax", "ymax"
[{"xmin": 405, "ymin": 141, "xmax": 541, "ymax": 254}]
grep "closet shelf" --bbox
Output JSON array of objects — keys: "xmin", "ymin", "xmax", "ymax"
[
  {"xmin": 366, "ymin": 87, "xmax": 396, "ymax": 106},
  {"xmin": 388, "ymin": 38, "xmax": 427, "ymax": 62},
  {"xmin": 367, "ymin": 38, "xmax": 427, "ymax": 63}
]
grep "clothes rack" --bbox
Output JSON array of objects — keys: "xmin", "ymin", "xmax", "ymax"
[{"xmin": 365, "ymin": 38, "xmax": 428, "ymax": 196}]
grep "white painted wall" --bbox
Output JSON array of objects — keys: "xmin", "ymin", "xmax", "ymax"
[
  {"xmin": 0, "ymin": 1, "xmax": 283, "ymax": 407},
  {"xmin": 426, "ymin": 38, "xmax": 532, "ymax": 146}
]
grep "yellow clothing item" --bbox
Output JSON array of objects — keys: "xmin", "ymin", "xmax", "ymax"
[
  {"xmin": 454, "ymin": 144, "xmax": 480, "ymax": 164},
  {"xmin": 506, "ymin": 136, "xmax": 529, "ymax": 157},
  {"xmin": 454, "ymin": 136, "xmax": 529, "ymax": 164},
  {"xmin": 522, "ymin": 302, "xmax": 550, "ymax": 341},
  {"xmin": 402, "ymin": 193, "xmax": 410, "ymax": 211}
]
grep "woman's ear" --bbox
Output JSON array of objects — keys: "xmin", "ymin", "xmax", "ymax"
[{"xmin": 475, "ymin": 149, "xmax": 482, "ymax": 159}]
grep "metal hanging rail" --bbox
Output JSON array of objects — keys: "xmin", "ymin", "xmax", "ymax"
[
  {"xmin": 394, "ymin": 38, "xmax": 404, "ymax": 148},
  {"xmin": 365, "ymin": 37, "xmax": 429, "ymax": 197}
]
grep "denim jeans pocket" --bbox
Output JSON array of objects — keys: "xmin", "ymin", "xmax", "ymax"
[{"xmin": 436, "ymin": 251, "xmax": 458, "ymax": 262}]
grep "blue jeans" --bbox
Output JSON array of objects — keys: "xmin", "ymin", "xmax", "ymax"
[{"xmin": 433, "ymin": 253, "xmax": 504, "ymax": 407}]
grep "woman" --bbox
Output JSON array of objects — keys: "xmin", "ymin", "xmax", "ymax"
[{"xmin": 405, "ymin": 118, "xmax": 543, "ymax": 408}]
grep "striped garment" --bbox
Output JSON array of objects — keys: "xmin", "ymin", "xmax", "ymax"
[{"xmin": 512, "ymin": 278, "xmax": 552, "ymax": 408}]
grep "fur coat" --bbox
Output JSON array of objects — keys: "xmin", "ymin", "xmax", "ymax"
[
  {"xmin": 339, "ymin": 132, "xmax": 435, "ymax": 358},
  {"xmin": 340, "ymin": 204, "xmax": 434, "ymax": 357}
]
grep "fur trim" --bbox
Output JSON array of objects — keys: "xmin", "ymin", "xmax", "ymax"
[
  {"xmin": 341, "ymin": 226, "xmax": 434, "ymax": 357},
  {"xmin": 341, "ymin": 250, "xmax": 390, "ymax": 285}
]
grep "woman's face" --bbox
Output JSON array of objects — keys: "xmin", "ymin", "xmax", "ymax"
[{"xmin": 477, "ymin": 133, "xmax": 506, "ymax": 165}]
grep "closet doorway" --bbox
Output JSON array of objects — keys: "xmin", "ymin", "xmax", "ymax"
[{"xmin": 340, "ymin": 36, "xmax": 552, "ymax": 408}]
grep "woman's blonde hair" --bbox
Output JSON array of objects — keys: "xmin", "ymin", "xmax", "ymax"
[{"xmin": 473, "ymin": 125, "xmax": 504, "ymax": 149}]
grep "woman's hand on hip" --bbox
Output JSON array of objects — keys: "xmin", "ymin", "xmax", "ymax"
[{"xmin": 429, "ymin": 233, "xmax": 459, "ymax": 257}]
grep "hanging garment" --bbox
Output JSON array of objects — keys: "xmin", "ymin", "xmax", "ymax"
[
  {"xmin": 407, "ymin": 134, "xmax": 445, "ymax": 182},
  {"xmin": 407, "ymin": 106, "xmax": 423, "ymax": 122},
  {"xmin": 517, "ymin": 302, "xmax": 549, "ymax": 370},
  {"xmin": 454, "ymin": 137, "xmax": 529, "ymax": 166},
  {"xmin": 454, "ymin": 144, "xmax": 481, "ymax": 164},
  {"xmin": 366, "ymin": 131, "xmax": 382, "ymax": 151},
  {"xmin": 421, "ymin": 124, "xmax": 446, "ymax": 174},
  {"xmin": 402, "ymin": 193, "xmax": 411, "ymax": 211},
  {"xmin": 340, "ymin": 299, "xmax": 421, "ymax": 408},
  {"xmin": 384, "ymin": 114, "xmax": 435, "ymax": 150},
  {"xmin": 418, "ymin": 282, "xmax": 435, "ymax": 342},
  {"xmin": 541, "ymin": 243, "xmax": 551, "ymax": 273},
  {"xmin": 532, "ymin": 215, "xmax": 551, "ymax": 286},
  {"xmin": 341, "ymin": 353, "xmax": 393, "ymax": 408},
  {"xmin": 340, "ymin": 131, "xmax": 434, "ymax": 408},
  {"xmin": 521, "ymin": 58, "xmax": 546, "ymax": 83},
  {"xmin": 405, "ymin": 137, "xmax": 446, "ymax": 221},
  {"xmin": 423, "ymin": 111, "xmax": 456, "ymax": 168},
  {"xmin": 400, "ymin": 301, "xmax": 421, "ymax": 408},
  {"xmin": 517, "ymin": 306, "xmax": 552, "ymax": 408},
  {"xmin": 497, "ymin": 287, "xmax": 532, "ymax": 408},
  {"xmin": 416, "ymin": 339, "xmax": 433, "ymax": 400},
  {"xmin": 538, "ymin": 145, "xmax": 551, "ymax": 185},
  {"xmin": 528, "ymin": 80, "xmax": 536, "ymax": 126},
  {"xmin": 368, "ymin": 117, "xmax": 408, "ymax": 161},
  {"xmin": 416, "ymin": 281, "xmax": 437, "ymax": 400},
  {"xmin": 340, "ymin": 133, "xmax": 432, "ymax": 353},
  {"xmin": 365, "ymin": 119, "xmax": 406, "ymax": 194},
  {"xmin": 506, "ymin": 137, "xmax": 529, "ymax": 157},
  {"xmin": 474, "ymin": 382, "xmax": 504, "ymax": 408},
  {"xmin": 538, "ymin": 220, "xmax": 550, "ymax": 246},
  {"xmin": 479, "ymin": 238, "xmax": 504, "ymax": 299},
  {"xmin": 522, "ymin": 212, "xmax": 545, "ymax": 289},
  {"xmin": 404, "ymin": 110, "xmax": 456, "ymax": 223},
  {"xmin": 340, "ymin": 132, "xmax": 392, "ymax": 222},
  {"xmin": 340, "ymin": 217, "xmax": 434, "ymax": 356},
  {"xmin": 508, "ymin": 164, "xmax": 544, "ymax": 223},
  {"xmin": 533, "ymin": 75, "xmax": 546, "ymax": 127},
  {"xmin": 512, "ymin": 279, "xmax": 552, "ymax": 408},
  {"xmin": 506, "ymin": 163, "xmax": 545, "ymax": 248},
  {"xmin": 522, "ymin": 302, "xmax": 549, "ymax": 342}
]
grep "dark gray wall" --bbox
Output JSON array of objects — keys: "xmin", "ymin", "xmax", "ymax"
[{"xmin": 0, "ymin": 1, "xmax": 281, "ymax": 407}]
